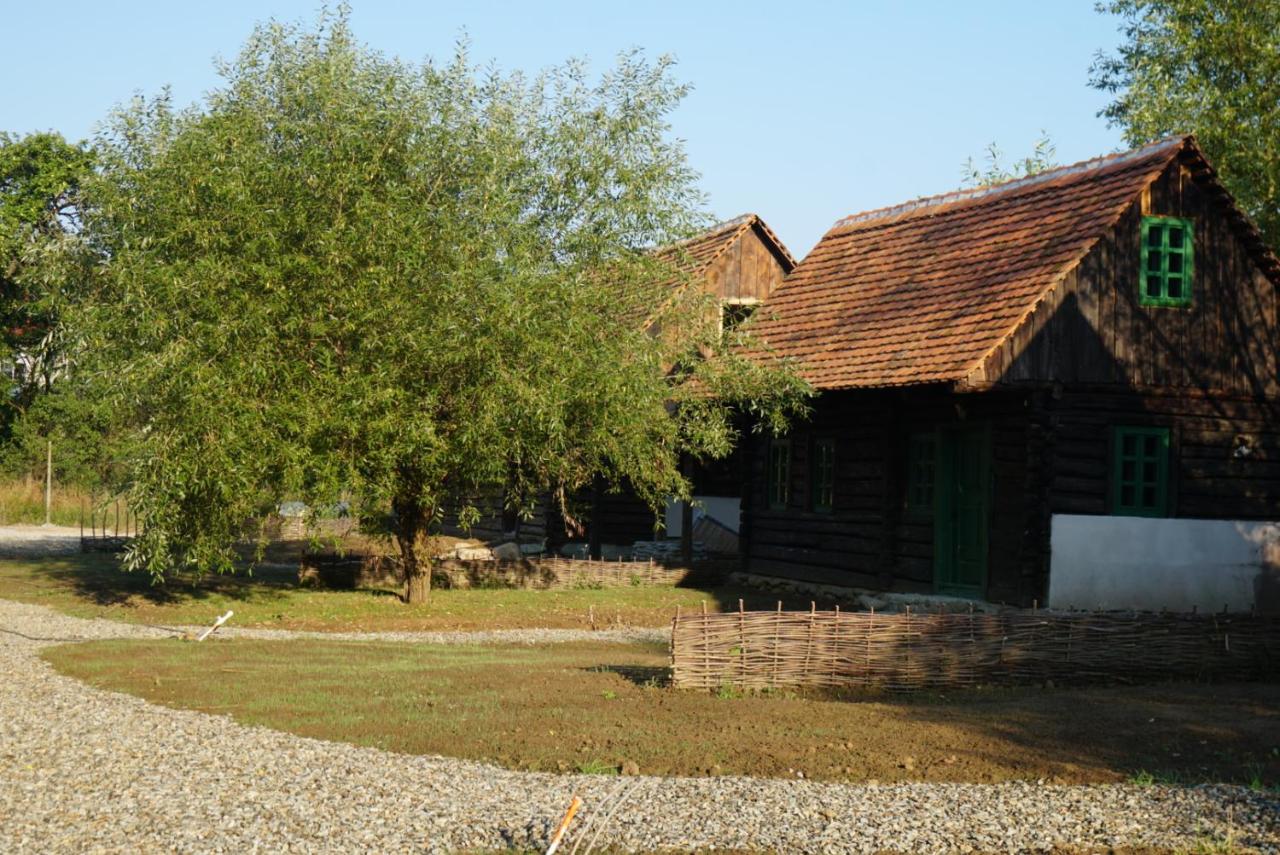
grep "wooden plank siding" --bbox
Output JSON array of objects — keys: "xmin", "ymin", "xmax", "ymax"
[{"xmin": 703, "ymin": 221, "xmax": 792, "ymax": 303}]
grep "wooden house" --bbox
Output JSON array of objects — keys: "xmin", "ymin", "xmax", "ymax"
[{"xmin": 741, "ymin": 136, "xmax": 1280, "ymax": 611}]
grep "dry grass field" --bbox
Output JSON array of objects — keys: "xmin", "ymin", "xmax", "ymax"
[{"xmin": 0, "ymin": 553, "xmax": 834, "ymax": 631}]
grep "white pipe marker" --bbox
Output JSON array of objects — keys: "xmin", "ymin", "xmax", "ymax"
[{"xmin": 196, "ymin": 610, "xmax": 234, "ymax": 642}]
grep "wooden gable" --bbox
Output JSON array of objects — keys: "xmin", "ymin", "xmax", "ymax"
[
  {"xmin": 699, "ymin": 219, "xmax": 793, "ymax": 304},
  {"xmin": 974, "ymin": 148, "xmax": 1280, "ymax": 397}
]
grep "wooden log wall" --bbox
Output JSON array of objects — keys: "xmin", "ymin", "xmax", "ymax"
[
  {"xmin": 1048, "ymin": 388, "xmax": 1280, "ymax": 520},
  {"xmin": 742, "ymin": 388, "xmax": 1049, "ymax": 606},
  {"xmin": 438, "ymin": 488, "xmax": 552, "ymax": 543}
]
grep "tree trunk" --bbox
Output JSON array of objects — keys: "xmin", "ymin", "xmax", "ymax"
[
  {"xmin": 396, "ymin": 528, "xmax": 431, "ymax": 604},
  {"xmin": 405, "ymin": 561, "xmax": 431, "ymax": 604},
  {"xmin": 393, "ymin": 489, "xmax": 431, "ymax": 605}
]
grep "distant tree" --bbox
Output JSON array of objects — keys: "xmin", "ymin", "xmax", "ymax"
[
  {"xmin": 961, "ymin": 132, "xmax": 1059, "ymax": 188},
  {"xmin": 68, "ymin": 11, "xmax": 808, "ymax": 602},
  {"xmin": 0, "ymin": 132, "xmax": 93, "ymax": 411},
  {"xmin": 1091, "ymin": 0, "xmax": 1280, "ymax": 245}
]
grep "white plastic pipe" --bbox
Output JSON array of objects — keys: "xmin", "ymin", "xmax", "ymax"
[{"xmin": 197, "ymin": 610, "xmax": 234, "ymax": 642}]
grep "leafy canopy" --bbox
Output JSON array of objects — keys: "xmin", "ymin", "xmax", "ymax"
[
  {"xmin": 70, "ymin": 11, "xmax": 808, "ymax": 587},
  {"xmin": 0, "ymin": 132, "xmax": 94, "ymax": 408},
  {"xmin": 1091, "ymin": 0, "xmax": 1280, "ymax": 245}
]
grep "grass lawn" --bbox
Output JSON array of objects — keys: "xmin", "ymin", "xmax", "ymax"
[
  {"xmin": 0, "ymin": 553, "xmax": 835, "ymax": 632},
  {"xmin": 45, "ymin": 637, "xmax": 1280, "ymax": 787}
]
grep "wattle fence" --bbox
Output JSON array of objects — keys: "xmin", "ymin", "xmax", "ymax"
[{"xmin": 670, "ymin": 605, "xmax": 1280, "ymax": 691}]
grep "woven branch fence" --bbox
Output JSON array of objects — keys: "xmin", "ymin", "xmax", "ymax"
[{"xmin": 671, "ymin": 605, "xmax": 1280, "ymax": 691}]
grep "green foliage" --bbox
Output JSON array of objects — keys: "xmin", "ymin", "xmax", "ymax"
[
  {"xmin": 961, "ymin": 132, "xmax": 1059, "ymax": 188},
  {"xmin": 1091, "ymin": 0, "xmax": 1280, "ymax": 245},
  {"xmin": 0, "ymin": 131, "xmax": 94, "ymax": 412},
  {"xmin": 1, "ymin": 378, "xmax": 126, "ymax": 490},
  {"xmin": 68, "ymin": 10, "xmax": 808, "ymax": 592},
  {"xmin": 715, "ymin": 683, "xmax": 743, "ymax": 700}
]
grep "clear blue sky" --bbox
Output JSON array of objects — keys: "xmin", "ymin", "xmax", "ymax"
[{"xmin": 2, "ymin": 1, "xmax": 1126, "ymax": 257}]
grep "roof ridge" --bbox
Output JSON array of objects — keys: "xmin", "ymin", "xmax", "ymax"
[
  {"xmin": 665, "ymin": 213, "xmax": 756, "ymax": 250},
  {"xmin": 831, "ymin": 135, "xmax": 1190, "ymax": 231}
]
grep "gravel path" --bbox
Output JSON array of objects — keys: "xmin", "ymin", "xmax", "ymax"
[
  {"xmin": 2, "ymin": 599, "xmax": 1278, "ymax": 854},
  {"xmin": 0, "ymin": 524, "xmax": 81, "ymax": 557}
]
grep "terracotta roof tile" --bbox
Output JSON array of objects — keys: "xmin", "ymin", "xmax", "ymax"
[{"xmin": 748, "ymin": 137, "xmax": 1195, "ymax": 389}]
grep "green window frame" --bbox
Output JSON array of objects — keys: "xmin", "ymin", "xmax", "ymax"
[
  {"xmin": 1110, "ymin": 426, "xmax": 1171, "ymax": 517},
  {"xmin": 906, "ymin": 431, "xmax": 936, "ymax": 514},
  {"xmin": 811, "ymin": 437, "xmax": 835, "ymax": 512},
  {"xmin": 767, "ymin": 438, "xmax": 791, "ymax": 510},
  {"xmin": 1140, "ymin": 215, "xmax": 1194, "ymax": 307}
]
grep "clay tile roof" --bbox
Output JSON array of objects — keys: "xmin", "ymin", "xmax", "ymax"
[{"xmin": 748, "ymin": 136, "xmax": 1205, "ymax": 390}]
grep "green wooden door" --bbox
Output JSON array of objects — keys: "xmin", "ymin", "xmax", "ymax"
[{"xmin": 934, "ymin": 426, "xmax": 990, "ymax": 595}]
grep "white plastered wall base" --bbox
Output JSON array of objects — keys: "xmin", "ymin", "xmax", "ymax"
[{"xmin": 1048, "ymin": 514, "xmax": 1280, "ymax": 613}]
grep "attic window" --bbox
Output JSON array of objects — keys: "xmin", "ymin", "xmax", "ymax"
[
  {"xmin": 1140, "ymin": 216, "xmax": 1194, "ymax": 308},
  {"xmin": 721, "ymin": 299, "xmax": 758, "ymax": 333}
]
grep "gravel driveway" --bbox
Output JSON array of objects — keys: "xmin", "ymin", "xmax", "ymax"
[
  {"xmin": 0, "ymin": 524, "xmax": 82, "ymax": 558},
  {"xmin": 2, "ymin": 598, "xmax": 1277, "ymax": 854}
]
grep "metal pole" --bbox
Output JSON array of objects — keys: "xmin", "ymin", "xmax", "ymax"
[{"xmin": 44, "ymin": 440, "xmax": 52, "ymax": 527}]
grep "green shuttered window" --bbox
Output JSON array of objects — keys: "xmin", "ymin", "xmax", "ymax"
[
  {"xmin": 811, "ymin": 438, "xmax": 835, "ymax": 512},
  {"xmin": 1140, "ymin": 215, "xmax": 1194, "ymax": 307},
  {"xmin": 1110, "ymin": 426, "xmax": 1170, "ymax": 517},
  {"xmin": 767, "ymin": 438, "xmax": 791, "ymax": 510}
]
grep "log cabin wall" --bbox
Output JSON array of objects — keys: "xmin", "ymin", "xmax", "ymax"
[
  {"xmin": 1047, "ymin": 389, "xmax": 1280, "ymax": 521},
  {"xmin": 739, "ymin": 140, "xmax": 1278, "ymax": 607},
  {"xmin": 741, "ymin": 388, "xmax": 1050, "ymax": 606},
  {"xmin": 438, "ymin": 489, "xmax": 552, "ymax": 543},
  {"xmin": 975, "ymin": 153, "xmax": 1280, "ymax": 535},
  {"xmin": 586, "ymin": 484, "xmax": 665, "ymax": 548}
]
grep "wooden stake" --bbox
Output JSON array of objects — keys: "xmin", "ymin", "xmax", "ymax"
[{"xmin": 44, "ymin": 440, "xmax": 52, "ymax": 527}]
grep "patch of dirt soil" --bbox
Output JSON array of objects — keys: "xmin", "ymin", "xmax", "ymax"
[{"xmin": 48, "ymin": 638, "xmax": 1280, "ymax": 787}]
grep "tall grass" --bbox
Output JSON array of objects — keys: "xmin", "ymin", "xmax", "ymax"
[{"xmin": 0, "ymin": 477, "xmax": 97, "ymax": 526}]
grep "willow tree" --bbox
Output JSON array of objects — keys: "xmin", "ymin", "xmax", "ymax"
[
  {"xmin": 68, "ymin": 11, "xmax": 807, "ymax": 603},
  {"xmin": 1091, "ymin": 0, "xmax": 1280, "ymax": 246}
]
